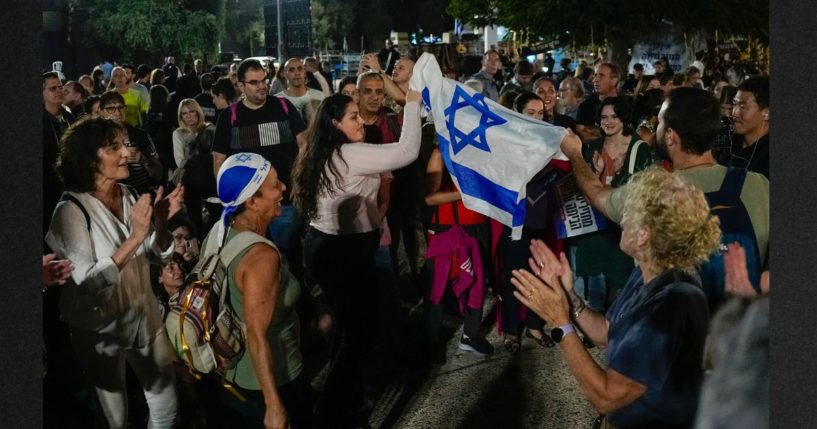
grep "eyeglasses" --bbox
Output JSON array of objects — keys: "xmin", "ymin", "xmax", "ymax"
[
  {"xmin": 103, "ymin": 105, "xmax": 127, "ymax": 113},
  {"xmin": 242, "ymin": 80, "xmax": 268, "ymax": 87}
]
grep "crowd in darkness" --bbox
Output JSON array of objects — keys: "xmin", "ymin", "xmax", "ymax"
[{"xmin": 42, "ymin": 41, "xmax": 769, "ymax": 429}]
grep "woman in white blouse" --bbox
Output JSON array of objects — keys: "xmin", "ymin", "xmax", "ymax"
[
  {"xmin": 46, "ymin": 117, "xmax": 184, "ymax": 429},
  {"xmin": 291, "ymin": 90, "xmax": 422, "ymax": 427}
]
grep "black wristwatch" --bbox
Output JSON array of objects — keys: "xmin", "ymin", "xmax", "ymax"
[{"xmin": 551, "ymin": 323, "xmax": 576, "ymax": 343}]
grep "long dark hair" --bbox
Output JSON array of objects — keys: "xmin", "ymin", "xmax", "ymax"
[{"xmin": 291, "ymin": 94, "xmax": 354, "ymax": 221}]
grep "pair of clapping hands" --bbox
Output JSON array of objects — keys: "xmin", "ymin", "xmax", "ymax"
[{"xmin": 509, "ymin": 240, "xmax": 574, "ymax": 327}]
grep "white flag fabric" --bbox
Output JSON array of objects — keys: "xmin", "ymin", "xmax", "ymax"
[{"xmin": 409, "ymin": 53, "xmax": 568, "ymax": 239}]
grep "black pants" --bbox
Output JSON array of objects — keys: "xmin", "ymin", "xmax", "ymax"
[
  {"xmin": 304, "ymin": 228, "xmax": 379, "ymax": 427},
  {"xmin": 498, "ymin": 226, "xmax": 546, "ymax": 335}
]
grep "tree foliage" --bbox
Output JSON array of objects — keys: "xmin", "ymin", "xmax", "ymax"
[
  {"xmin": 447, "ymin": 0, "xmax": 768, "ymax": 69},
  {"xmin": 311, "ymin": 0, "xmax": 356, "ymax": 50},
  {"xmin": 223, "ymin": 0, "xmax": 265, "ymax": 56},
  {"xmin": 84, "ymin": 0, "xmax": 224, "ymax": 63}
]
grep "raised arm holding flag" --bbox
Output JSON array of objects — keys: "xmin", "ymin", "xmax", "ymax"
[{"xmin": 409, "ymin": 53, "xmax": 568, "ymax": 239}]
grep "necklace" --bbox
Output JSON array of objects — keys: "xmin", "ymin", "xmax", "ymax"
[{"xmin": 230, "ymin": 216, "xmax": 261, "ymax": 234}]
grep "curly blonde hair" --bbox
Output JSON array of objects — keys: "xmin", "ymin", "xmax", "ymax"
[{"xmin": 622, "ymin": 167, "xmax": 721, "ymax": 273}]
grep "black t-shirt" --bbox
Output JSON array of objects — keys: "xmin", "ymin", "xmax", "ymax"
[
  {"xmin": 213, "ymin": 97, "xmax": 306, "ymax": 203},
  {"xmin": 194, "ymin": 93, "xmax": 217, "ymax": 124},
  {"xmin": 575, "ymin": 93, "xmax": 601, "ymax": 127},
  {"xmin": 363, "ymin": 124, "xmax": 383, "ymax": 144},
  {"xmin": 718, "ymin": 133, "xmax": 769, "ymax": 179}
]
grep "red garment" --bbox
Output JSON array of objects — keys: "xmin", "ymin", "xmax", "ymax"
[
  {"xmin": 431, "ymin": 175, "xmax": 486, "ymax": 226},
  {"xmin": 425, "ymin": 225, "xmax": 485, "ymax": 314}
]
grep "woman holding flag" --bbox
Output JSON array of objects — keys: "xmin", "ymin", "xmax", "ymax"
[{"xmin": 291, "ymin": 89, "xmax": 422, "ymax": 428}]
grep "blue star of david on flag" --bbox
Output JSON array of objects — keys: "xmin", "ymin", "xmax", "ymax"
[
  {"xmin": 235, "ymin": 153, "xmax": 252, "ymax": 163},
  {"xmin": 443, "ymin": 85, "xmax": 507, "ymax": 155}
]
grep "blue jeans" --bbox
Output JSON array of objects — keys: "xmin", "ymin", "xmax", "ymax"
[
  {"xmin": 570, "ymin": 246, "xmax": 610, "ymax": 312},
  {"xmin": 267, "ymin": 204, "xmax": 299, "ymax": 252}
]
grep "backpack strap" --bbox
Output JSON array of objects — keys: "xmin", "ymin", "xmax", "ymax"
[
  {"xmin": 59, "ymin": 193, "xmax": 90, "ymax": 231},
  {"xmin": 229, "ymin": 102, "xmax": 239, "ymax": 126},
  {"xmin": 627, "ymin": 139, "xmax": 645, "ymax": 176},
  {"xmin": 276, "ymin": 96, "xmax": 289, "ymax": 115},
  {"xmin": 719, "ymin": 167, "xmax": 748, "ymax": 196},
  {"xmin": 218, "ymin": 230, "xmax": 274, "ymax": 267}
]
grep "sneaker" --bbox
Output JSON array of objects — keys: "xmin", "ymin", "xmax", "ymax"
[{"xmin": 459, "ymin": 334, "xmax": 494, "ymax": 356}]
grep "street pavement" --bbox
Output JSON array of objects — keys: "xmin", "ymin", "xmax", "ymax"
[
  {"xmin": 361, "ymin": 293, "xmax": 604, "ymax": 429},
  {"xmin": 337, "ymin": 232, "xmax": 605, "ymax": 429}
]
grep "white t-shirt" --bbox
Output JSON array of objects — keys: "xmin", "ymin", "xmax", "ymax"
[{"xmin": 276, "ymin": 88, "xmax": 326, "ymax": 125}]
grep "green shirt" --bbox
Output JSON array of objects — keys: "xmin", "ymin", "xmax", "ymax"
[
  {"xmin": 607, "ymin": 164, "xmax": 769, "ymax": 262},
  {"xmin": 571, "ymin": 135, "xmax": 653, "ymax": 284},
  {"xmin": 222, "ymin": 229, "xmax": 303, "ymax": 389}
]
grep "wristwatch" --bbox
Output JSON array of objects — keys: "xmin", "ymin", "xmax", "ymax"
[{"xmin": 551, "ymin": 323, "xmax": 576, "ymax": 343}]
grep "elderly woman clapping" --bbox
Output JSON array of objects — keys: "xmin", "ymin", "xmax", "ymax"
[
  {"xmin": 46, "ymin": 117, "xmax": 184, "ymax": 428},
  {"xmin": 511, "ymin": 167, "xmax": 721, "ymax": 429}
]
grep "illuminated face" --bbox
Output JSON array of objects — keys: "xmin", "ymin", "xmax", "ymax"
[
  {"xmin": 96, "ymin": 131, "xmax": 130, "ymax": 182},
  {"xmin": 180, "ymin": 105, "xmax": 201, "ymax": 129},
  {"xmin": 521, "ymin": 98, "xmax": 545, "ymax": 121},
  {"xmin": 112, "ymin": 68, "xmax": 128, "ymax": 89},
  {"xmin": 359, "ymin": 77, "xmax": 385, "ymax": 115},
  {"xmin": 336, "ymin": 102, "xmax": 365, "ymax": 143},
  {"xmin": 534, "ymin": 80, "xmax": 557, "ymax": 113},
  {"xmin": 100, "ymin": 101, "xmax": 126, "ymax": 123},
  {"xmin": 42, "ymin": 77, "xmax": 64, "ymax": 107},
  {"xmin": 238, "ymin": 68, "xmax": 269, "ymax": 106},
  {"xmin": 731, "ymin": 90, "xmax": 768, "ymax": 138},
  {"xmin": 340, "ymin": 83, "xmax": 359, "ymax": 105},
  {"xmin": 284, "ymin": 59, "xmax": 306, "ymax": 89},
  {"xmin": 392, "ymin": 59, "xmax": 415, "ymax": 85},
  {"xmin": 600, "ymin": 105, "xmax": 624, "ymax": 137},
  {"xmin": 593, "ymin": 65, "xmax": 618, "ymax": 96},
  {"xmin": 482, "ymin": 52, "xmax": 501, "ymax": 75}
]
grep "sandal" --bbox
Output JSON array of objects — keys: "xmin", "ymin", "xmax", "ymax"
[
  {"xmin": 526, "ymin": 329, "xmax": 556, "ymax": 348},
  {"xmin": 503, "ymin": 333, "xmax": 520, "ymax": 354}
]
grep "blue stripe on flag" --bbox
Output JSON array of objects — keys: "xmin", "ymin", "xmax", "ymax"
[{"xmin": 437, "ymin": 133, "xmax": 527, "ymax": 227}]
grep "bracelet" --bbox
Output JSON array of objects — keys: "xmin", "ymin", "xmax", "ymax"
[{"xmin": 572, "ymin": 299, "xmax": 587, "ymax": 320}]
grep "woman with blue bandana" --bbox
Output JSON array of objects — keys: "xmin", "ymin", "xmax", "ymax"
[
  {"xmin": 291, "ymin": 89, "xmax": 423, "ymax": 428},
  {"xmin": 203, "ymin": 152, "xmax": 310, "ymax": 428}
]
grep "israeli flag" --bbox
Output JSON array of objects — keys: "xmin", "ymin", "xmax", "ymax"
[{"xmin": 410, "ymin": 53, "xmax": 567, "ymax": 239}]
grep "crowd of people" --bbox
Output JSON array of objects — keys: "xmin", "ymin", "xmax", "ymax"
[{"xmin": 42, "ymin": 43, "xmax": 769, "ymax": 429}]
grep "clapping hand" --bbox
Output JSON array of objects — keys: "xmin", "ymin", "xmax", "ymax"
[
  {"xmin": 510, "ymin": 239, "xmax": 573, "ymax": 326},
  {"xmin": 152, "ymin": 185, "xmax": 185, "ymax": 224},
  {"xmin": 42, "ymin": 253, "xmax": 73, "ymax": 287},
  {"xmin": 724, "ymin": 242, "xmax": 768, "ymax": 298}
]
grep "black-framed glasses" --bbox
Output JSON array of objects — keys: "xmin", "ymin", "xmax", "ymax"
[{"xmin": 103, "ymin": 105, "xmax": 127, "ymax": 113}]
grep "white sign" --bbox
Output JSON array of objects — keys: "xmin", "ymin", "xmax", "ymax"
[{"xmin": 628, "ymin": 37, "xmax": 688, "ymax": 74}]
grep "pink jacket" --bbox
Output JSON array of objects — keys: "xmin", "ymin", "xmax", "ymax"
[{"xmin": 425, "ymin": 225, "xmax": 484, "ymax": 313}]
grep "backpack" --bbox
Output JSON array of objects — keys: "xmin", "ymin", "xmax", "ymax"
[
  {"xmin": 165, "ymin": 226, "xmax": 272, "ymax": 379},
  {"xmin": 698, "ymin": 167, "xmax": 762, "ymax": 309}
]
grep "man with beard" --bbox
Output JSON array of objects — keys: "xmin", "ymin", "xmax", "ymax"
[{"xmin": 560, "ymin": 87, "xmax": 768, "ymax": 306}]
